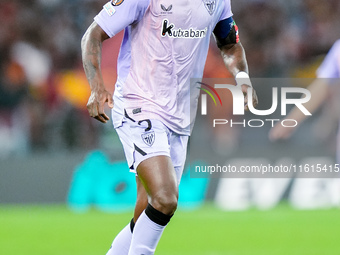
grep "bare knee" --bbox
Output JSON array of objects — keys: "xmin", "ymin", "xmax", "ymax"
[
  {"xmin": 151, "ymin": 191, "xmax": 178, "ymax": 215},
  {"xmin": 136, "ymin": 155, "xmax": 178, "ymax": 215}
]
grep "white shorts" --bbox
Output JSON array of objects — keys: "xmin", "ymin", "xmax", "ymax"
[{"xmin": 115, "ymin": 112, "xmax": 189, "ymax": 184}]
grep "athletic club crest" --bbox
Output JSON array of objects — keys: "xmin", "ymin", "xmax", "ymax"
[
  {"xmin": 203, "ymin": 0, "xmax": 216, "ymax": 15},
  {"xmin": 141, "ymin": 131, "xmax": 155, "ymax": 146}
]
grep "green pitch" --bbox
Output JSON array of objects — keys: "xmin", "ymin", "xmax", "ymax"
[{"xmin": 0, "ymin": 204, "xmax": 339, "ymax": 255}]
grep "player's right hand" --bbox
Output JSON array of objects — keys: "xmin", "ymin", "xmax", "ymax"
[
  {"xmin": 86, "ymin": 89, "xmax": 114, "ymax": 123},
  {"xmin": 240, "ymin": 84, "xmax": 258, "ymax": 111},
  {"xmin": 269, "ymin": 121, "xmax": 296, "ymax": 141}
]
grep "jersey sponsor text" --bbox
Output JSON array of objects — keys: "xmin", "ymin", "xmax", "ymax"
[{"xmin": 161, "ymin": 19, "xmax": 207, "ymax": 39}]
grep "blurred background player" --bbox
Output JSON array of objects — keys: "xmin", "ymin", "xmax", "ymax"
[
  {"xmin": 81, "ymin": 0, "xmax": 257, "ymax": 254},
  {"xmin": 269, "ymin": 39, "xmax": 340, "ymax": 159},
  {"xmin": 269, "ymin": 39, "xmax": 340, "ymax": 206}
]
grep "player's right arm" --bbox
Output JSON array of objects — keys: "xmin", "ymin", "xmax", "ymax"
[
  {"xmin": 81, "ymin": 22, "xmax": 113, "ymax": 123},
  {"xmin": 81, "ymin": 0, "xmax": 149, "ymax": 123}
]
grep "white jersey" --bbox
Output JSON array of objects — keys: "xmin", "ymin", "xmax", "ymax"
[
  {"xmin": 316, "ymin": 40, "xmax": 340, "ymax": 163},
  {"xmin": 317, "ymin": 40, "xmax": 340, "ymax": 79},
  {"xmin": 95, "ymin": 0, "xmax": 232, "ymax": 135}
]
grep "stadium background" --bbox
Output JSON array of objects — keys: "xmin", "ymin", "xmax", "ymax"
[{"xmin": 1, "ymin": 0, "xmax": 340, "ymax": 254}]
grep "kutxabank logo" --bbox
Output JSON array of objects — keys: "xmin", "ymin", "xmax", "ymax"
[{"xmin": 161, "ymin": 19, "xmax": 207, "ymax": 38}]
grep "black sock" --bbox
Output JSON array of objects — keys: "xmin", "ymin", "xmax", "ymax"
[
  {"xmin": 145, "ymin": 203, "xmax": 173, "ymax": 226},
  {"xmin": 129, "ymin": 218, "xmax": 135, "ymax": 233}
]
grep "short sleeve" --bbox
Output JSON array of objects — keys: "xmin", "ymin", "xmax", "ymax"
[
  {"xmin": 94, "ymin": 0, "xmax": 150, "ymax": 38},
  {"xmin": 218, "ymin": 0, "xmax": 233, "ymax": 22},
  {"xmin": 317, "ymin": 40, "xmax": 340, "ymax": 79}
]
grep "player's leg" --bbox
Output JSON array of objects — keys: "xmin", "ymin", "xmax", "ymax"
[
  {"xmin": 106, "ymin": 220, "xmax": 133, "ymax": 255},
  {"xmin": 128, "ymin": 155, "xmax": 178, "ymax": 255},
  {"xmin": 138, "ymin": 155, "xmax": 178, "ymax": 214},
  {"xmin": 106, "ymin": 177, "xmax": 148, "ymax": 255},
  {"xmin": 134, "ymin": 176, "xmax": 149, "ymax": 222}
]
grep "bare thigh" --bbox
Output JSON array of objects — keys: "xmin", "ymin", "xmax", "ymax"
[{"xmin": 136, "ymin": 155, "xmax": 178, "ymax": 215}]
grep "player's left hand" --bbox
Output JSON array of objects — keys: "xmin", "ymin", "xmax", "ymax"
[{"xmin": 240, "ymin": 84, "xmax": 258, "ymax": 111}]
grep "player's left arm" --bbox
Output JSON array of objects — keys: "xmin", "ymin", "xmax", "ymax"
[{"xmin": 213, "ymin": 17, "xmax": 258, "ymax": 110}]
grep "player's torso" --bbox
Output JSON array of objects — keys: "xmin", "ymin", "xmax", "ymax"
[{"xmin": 117, "ymin": 0, "xmax": 229, "ymax": 134}]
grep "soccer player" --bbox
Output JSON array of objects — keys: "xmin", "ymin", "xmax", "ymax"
[
  {"xmin": 269, "ymin": 39, "xmax": 340, "ymax": 155},
  {"xmin": 81, "ymin": 0, "xmax": 257, "ymax": 254}
]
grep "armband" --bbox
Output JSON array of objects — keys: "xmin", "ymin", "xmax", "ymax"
[{"xmin": 213, "ymin": 18, "xmax": 240, "ymax": 48}]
